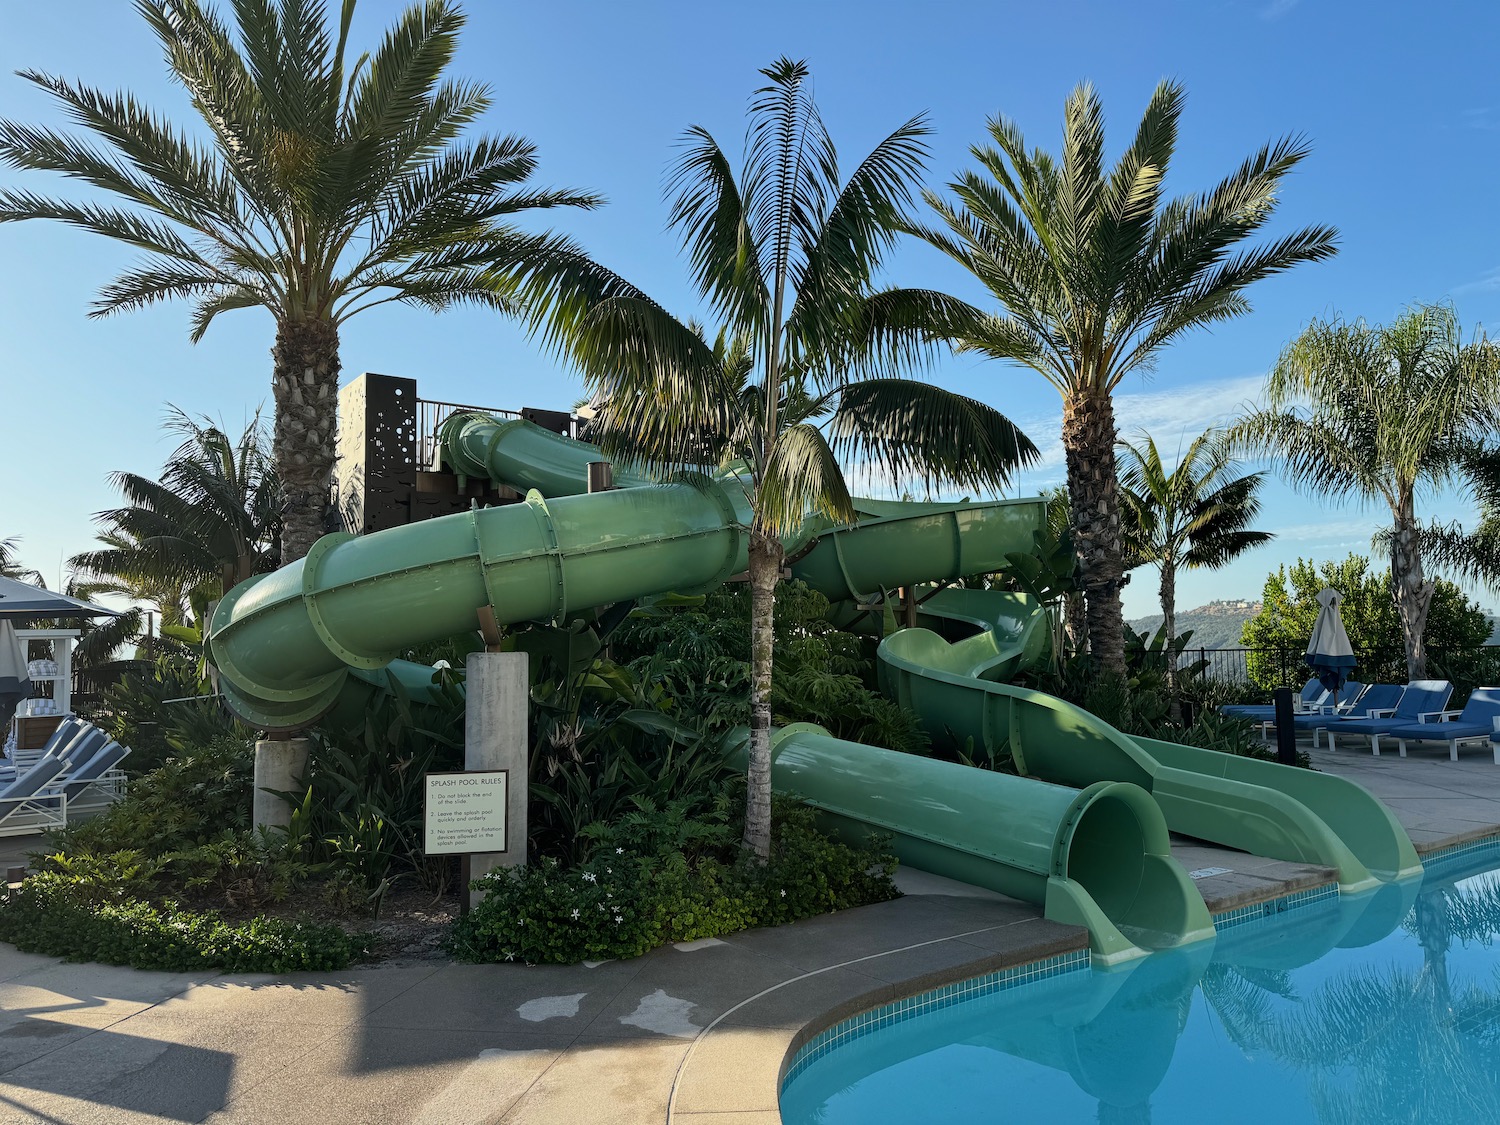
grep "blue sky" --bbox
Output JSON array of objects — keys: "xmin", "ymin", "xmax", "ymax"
[{"xmin": 2, "ymin": 0, "xmax": 1498, "ymax": 620}]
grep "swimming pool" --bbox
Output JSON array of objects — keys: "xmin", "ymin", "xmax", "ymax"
[{"xmin": 780, "ymin": 845, "xmax": 1500, "ymax": 1125}]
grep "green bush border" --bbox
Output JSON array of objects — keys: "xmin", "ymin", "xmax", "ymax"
[{"xmin": 0, "ymin": 874, "xmax": 370, "ymax": 973}]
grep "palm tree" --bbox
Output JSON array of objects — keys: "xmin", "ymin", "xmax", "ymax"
[
  {"xmin": 903, "ymin": 80, "xmax": 1337, "ymax": 676},
  {"xmin": 1118, "ymin": 428, "xmax": 1272, "ymax": 646},
  {"xmin": 71, "ymin": 407, "xmax": 281, "ymax": 628},
  {"xmin": 515, "ymin": 59, "xmax": 1037, "ymax": 857},
  {"xmin": 1412, "ymin": 446, "xmax": 1500, "ymax": 598},
  {"xmin": 1233, "ymin": 304, "xmax": 1500, "ymax": 678},
  {"xmin": 0, "ymin": 538, "xmax": 43, "ymax": 584},
  {"xmin": 0, "ymin": 0, "xmax": 600, "ymax": 559}
]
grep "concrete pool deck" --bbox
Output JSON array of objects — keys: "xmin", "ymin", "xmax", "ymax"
[{"xmin": 5, "ymin": 746, "xmax": 1500, "ymax": 1123}]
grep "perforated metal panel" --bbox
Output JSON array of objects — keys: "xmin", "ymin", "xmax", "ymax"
[{"xmin": 336, "ymin": 372, "xmax": 514, "ymax": 534}]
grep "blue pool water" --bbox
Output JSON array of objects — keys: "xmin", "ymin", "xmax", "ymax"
[{"xmin": 780, "ymin": 847, "xmax": 1500, "ymax": 1125}]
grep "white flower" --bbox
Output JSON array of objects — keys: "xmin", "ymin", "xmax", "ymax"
[
  {"xmin": 581, "ymin": 872, "xmax": 597, "ymax": 883},
  {"xmin": 504, "ymin": 951, "xmax": 515, "ymax": 962},
  {"xmin": 779, "ymin": 890, "xmax": 786, "ymax": 898},
  {"xmin": 614, "ymin": 915, "xmax": 623, "ymax": 924},
  {"xmin": 570, "ymin": 908, "xmax": 580, "ymax": 920},
  {"xmin": 616, "ymin": 847, "xmax": 624, "ymax": 854}
]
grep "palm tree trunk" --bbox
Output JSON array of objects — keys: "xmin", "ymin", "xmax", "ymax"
[
  {"xmin": 744, "ymin": 532, "xmax": 782, "ymax": 860},
  {"xmin": 1392, "ymin": 496, "xmax": 1434, "ymax": 679},
  {"xmin": 1063, "ymin": 390, "xmax": 1127, "ymax": 676},
  {"xmin": 1160, "ymin": 560, "xmax": 1182, "ymax": 725},
  {"xmin": 272, "ymin": 317, "xmax": 342, "ymax": 561}
]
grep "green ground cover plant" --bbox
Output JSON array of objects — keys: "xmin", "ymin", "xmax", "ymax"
[
  {"xmin": 450, "ymin": 793, "xmax": 899, "ymax": 964},
  {"xmin": 0, "ymin": 861, "xmax": 365, "ymax": 973}
]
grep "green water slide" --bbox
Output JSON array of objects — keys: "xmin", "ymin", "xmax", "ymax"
[
  {"xmin": 204, "ymin": 412, "xmax": 1413, "ymax": 961},
  {"xmin": 442, "ymin": 415, "xmax": 1421, "ymax": 892},
  {"xmin": 205, "ymin": 414, "xmax": 1213, "ymax": 960},
  {"xmin": 878, "ymin": 589, "xmax": 1422, "ymax": 891}
]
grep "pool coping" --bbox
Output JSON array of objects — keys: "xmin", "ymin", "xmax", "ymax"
[
  {"xmin": 666, "ymin": 912, "xmax": 1089, "ymax": 1120},
  {"xmin": 666, "ymin": 876, "xmax": 1342, "ymax": 1122}
]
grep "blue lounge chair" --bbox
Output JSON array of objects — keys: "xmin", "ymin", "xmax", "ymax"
[
  {"xmin": 0, "ymin": 753, "xmax": 70, "ymax": 836},
  {"xmin": 1390, "ymin": 688, "xmax": 1500, "ymax": 762},
  {"xmin": 48, "ymin": 740, "xmax": 131, "ymax": 814},
  {"xmin": 1222, "ymin": 679, "xmax": 1328, "ymax": 723},
  {"xmin": 1297, "ymin": 683, "xmax": 1402, "ymax": 746},
  {"xmin": 1254, "ymin": 681, "xmax": 1366, "ymax": 743},
  {"xmin": 1324, "ymin": 681, "xmax": 1454, "ymax": 755},
  {"xmin": 57, "ymin": 725, "xmax": 108, "ymax": 768}
]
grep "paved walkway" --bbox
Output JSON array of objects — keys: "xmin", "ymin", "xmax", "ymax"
[
  {"xmin": 1308, "ymin": 740, "xmax": 1500, "ymax": 851},
  {"xmin": 0, "ymin": 879, "xmax": 1082, "ymax": 1124}
]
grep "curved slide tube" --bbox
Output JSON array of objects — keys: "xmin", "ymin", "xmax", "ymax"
[
  {"xmin": 733, "ymin": 724, "xmax": 1214, "ymax": 965},
  {"xmin": 877, "ymin": 590, "xmax": 1422, "ymax": 891},
  {"xmin": 208, "ymin": 417, "xmax": 1047, "ymax": 728}
]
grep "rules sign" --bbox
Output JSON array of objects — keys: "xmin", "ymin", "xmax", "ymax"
[{"xmin": 424, "ymin": 770, "xmax": 508, "ymax": 855}]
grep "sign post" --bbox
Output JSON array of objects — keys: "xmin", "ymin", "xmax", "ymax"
[{"xmin": 442, "ymin": 650, "xmax": 528, "ymax": 910}]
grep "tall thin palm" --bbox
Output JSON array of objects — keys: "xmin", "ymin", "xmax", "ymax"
[
  {"xmin": 1118, "ymin": 428, "xmax": 1272, "ymax": 645},
  {"xmin": 71, "ymin": 408, "xmax": 281, "ymax": 626},
  {"xmin": 1233, "ymin": 304, "xmax": 1500, "ymax": 677},
  {"xmin": 517, "ymin": 59, "xmax": 1037, "ymax": 857},
  {"xmin": 904, "ymin": 80, "xmax": 1337, "ymax": 676},
  {"xmin": 0, "ymin": 0, "xmax": 600, "ymax": 558}
]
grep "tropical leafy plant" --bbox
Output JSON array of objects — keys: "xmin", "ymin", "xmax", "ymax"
[
  {"xmin": 1118, "ymin": 427, "xmax": 1271, "ymax": 719},
  {"xmin": 0, "ymin": 0, "xmax": 601, "ymax": 558},
  {"xmin": 72, "ymin": 408, "xmax": 280, "ymax": 622},
  {"xmin": 904, "ymin": 79, "xmax": 1337, "ymax": 675},
  {"xmin": 1232, "ymin": 303, "xmax": 1500, "ymax": 677},
  {"xmin": 513, "ymin": 58, "xmax": 1033, "ymax": 857}
]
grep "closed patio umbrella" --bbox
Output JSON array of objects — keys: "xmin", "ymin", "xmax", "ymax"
[
  {"xmin": 1306, "ymin": 586, "xmax": 1357, "ymax": 707},
  {"xmin": 0, "ymin": 620, "xmax": 31, "ymax": 729}
]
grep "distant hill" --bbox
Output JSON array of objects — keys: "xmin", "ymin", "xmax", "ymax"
[{"xmin": 1127, "ymin": 599, "xmax": 1261, "ymax": 650}]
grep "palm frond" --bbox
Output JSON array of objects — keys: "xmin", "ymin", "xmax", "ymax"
[
  {"xmin": 759, "ymin": 422, "xmax": 854, "ymax": 536},
  {"xmin": 828, "ymin": 379, "xmax": 1038, "ymax": 495}
]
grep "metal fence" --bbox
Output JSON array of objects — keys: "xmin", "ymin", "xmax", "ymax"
[
  {"xmin": 1177, "ymin": 644, "xmax": 1500, "ymax": 691},
  {"xmin": 415, "ymin": 398, "xmax": 520, "ymax": 469}
]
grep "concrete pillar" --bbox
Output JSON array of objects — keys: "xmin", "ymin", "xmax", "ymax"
[
  {"xmin": 253, "ymin": 737, "xmax": 312, "ymax": 833},
  {"xmin": 465, "ymin": 651, "xmax": 529, "ymax": 905}
]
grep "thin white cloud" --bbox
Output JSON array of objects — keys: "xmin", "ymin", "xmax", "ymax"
[
  {"xmin": 1457, "ymin": 107, "xmax": 1500, "ymax": 133},
  {"xmin": 1268, "ymin": 517, "xmax": 1379, "ymax": 543},
  {"xmin": 1260, "ymin": 0, "xmax": 1300, "ymax": 19},
  {"xmin": 1009, "ymin": 372, "xmax": 1269, "ymax": 494},
  {"xmin": 1451, "ymin": 266, "xmax": 1500, "ymax": 297}
]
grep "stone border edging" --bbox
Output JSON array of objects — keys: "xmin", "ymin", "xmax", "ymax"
[{"xmin": 665, "ymin": 924, "xmax": 1085, "ymax": 1120}]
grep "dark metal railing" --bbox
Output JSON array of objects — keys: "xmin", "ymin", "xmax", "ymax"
[
  {"xmin": 415, "ymin": 398, "xmax": 520, "ymax": 469},
  {"xmin": 1161, "ymin": 643, "xmax": 1500, "ymax": 693}
]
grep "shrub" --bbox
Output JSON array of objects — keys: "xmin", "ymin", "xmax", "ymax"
[
  {"xmin": 0, "ymin": 873, "xmax": 367, "ymax": 972},
  {"xmin": 97, "ymin": 653, "xmax": 248, "ymax": 775},
  {"xmin": 449, "ymin": 797, "xmax": 899, "ymax": 965},
  {"xmin": 614, "ymin": 581, "xmax": 929, "ymax": 752},
  {"xmin": 49, "ymin": 735, "xmax": 253, "ymax": 857}
]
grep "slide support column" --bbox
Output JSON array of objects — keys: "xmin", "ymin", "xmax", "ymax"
[{"xmin": 465, "ymin": 652, "xmax": 530, "ymax": 907}]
